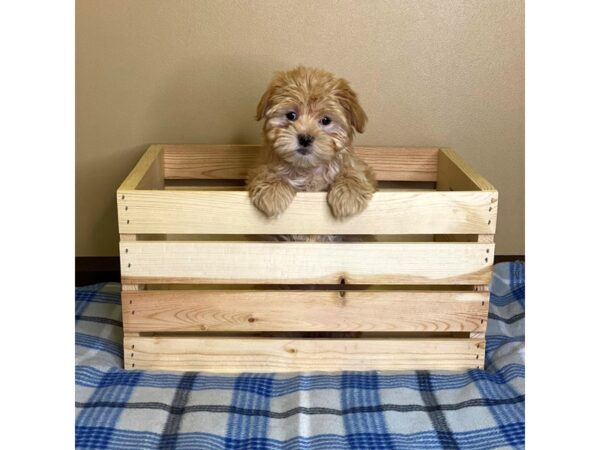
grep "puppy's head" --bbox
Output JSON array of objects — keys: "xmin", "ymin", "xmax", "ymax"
[{"xmin": 256, "ymin": 66, "xmax": 367, "ymax": 168}]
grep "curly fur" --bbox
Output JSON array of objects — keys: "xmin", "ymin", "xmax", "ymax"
[{"xmin": 247, "ymin": 66, "xmax": 377, "ymax": 221}]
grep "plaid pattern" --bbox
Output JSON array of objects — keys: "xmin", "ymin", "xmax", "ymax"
[{"xmin": 75, "ymin": 262, "xmax": 525, "ymax": 449}]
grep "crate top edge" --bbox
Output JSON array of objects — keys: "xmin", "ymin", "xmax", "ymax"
[
  {"xmin": 116, "ymin": 187, "xmax": 498, "ymax": 196},
  {"xmin": 155, "ymin": 143, "xmax": 444, "ymax": 151}
]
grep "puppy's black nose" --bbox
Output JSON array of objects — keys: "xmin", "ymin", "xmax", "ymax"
[{"xmin": 297, "ymin": 134, "xmax": 314, "ymax": 147}]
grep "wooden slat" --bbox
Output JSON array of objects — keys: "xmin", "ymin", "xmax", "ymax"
[
  {"xmin": 122, "ymin": 290, "xmax": 489, "ymax": 333},
  {"xmin": 161, "ymin": 144, "xmax": 439, "ymax": 181},
  {"xmin": 162, "ymin": 145, "xmax": 257, "ymax": 180},
  {"xmin": 116, "ymin": 190, "xmax": 496, "ymax": 235},
  {"xmin": 120, "ymin": 234, "xmax": 143, "ymax": 291},
  {"xmin": 120, "ymin": 242, "xmax": 494, "ymax": 285},
  {"xmin": 124, "ymin": 336, "xmax": 484, "ymax": 372},
  {"xmin": 473, "ymin": 286, "xmax": 490, "ymax": 335},
  {"xmin": 118, "ymin": 145, "xmax": 164, "ymax": 191}
]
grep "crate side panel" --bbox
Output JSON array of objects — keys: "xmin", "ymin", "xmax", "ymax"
[
  {"xmin": 124, "ymin": 336, "xmax": 484, "ymax": 372},
  {"xmin": 117, "ymin": 190, "xmax": 496, "ymax": 235},
  {"xmin": 356, "ymin": 146, "xmax": 439, "ymax": 181},
  {"xmin": 120, "ymin": 242, "xmax": 494, "ymax": 285},
  {"xmin": 122, "ymin": 290, "xmax": 489, "ymax": 333},
  {"xmin": 162, "ymin": 145, "xmax": 439, "ymax": 181}
]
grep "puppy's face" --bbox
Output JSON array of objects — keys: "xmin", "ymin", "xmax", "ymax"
[{"xmin": 256, "ymin": 66, "xmax": 367, "ymax": 168}]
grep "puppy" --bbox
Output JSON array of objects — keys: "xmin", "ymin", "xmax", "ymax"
[{"xmin": 247, "ymin": 66, "xmax": 377, "ymax": 229}]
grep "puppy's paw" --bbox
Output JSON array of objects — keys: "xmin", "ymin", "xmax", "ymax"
[
  {"xmin": 248, "ymin": 180, "xmax": 296, "ymax": 218},
  {"xmin": 327, "ymin": 178, "xmax": 374, "ymax": 219}
]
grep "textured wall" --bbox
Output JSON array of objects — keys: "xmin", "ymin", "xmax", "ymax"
[{"xmin": 76, "ymin": 0, "xmax": 524, "ymax": 255}]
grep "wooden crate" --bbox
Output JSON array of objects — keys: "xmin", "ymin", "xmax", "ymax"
[{"xmin": 117, "ymin": 145, "xmax": 497, "ymax": 372}]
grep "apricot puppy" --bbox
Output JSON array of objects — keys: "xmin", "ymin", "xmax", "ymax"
[{"xmin": 247, "ymin": 66, "xmax": 377, "ymax": 219}]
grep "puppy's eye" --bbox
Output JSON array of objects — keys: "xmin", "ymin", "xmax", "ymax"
[
  {"xmin": 320, "ymin": 116, "xmax": 332, "ymax": 126},
  {"xmin": 286, "ymin": 112, "xmax": 297, "ymax": 121}
]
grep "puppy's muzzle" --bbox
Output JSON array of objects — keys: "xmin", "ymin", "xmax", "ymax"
[{"xmin": 297, "ymin": 134, "xmax": 314, "ymax": 155}]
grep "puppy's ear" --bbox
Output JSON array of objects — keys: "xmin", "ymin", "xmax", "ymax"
[
  {"xmin": 255, "ymin": 79, "xmax": 279, "ymax": 121},
  {"xmin": 336, "ymin": 79, "xmax": 367, "ymax": 133}
]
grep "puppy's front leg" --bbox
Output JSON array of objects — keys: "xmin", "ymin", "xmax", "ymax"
[
  {"xmin": 247, "ymin": 165, "xmax": 296, "ymax": 218},
  {"xmin": 327, "ymin": 164, "xmax": 377, "ymax": 219}
]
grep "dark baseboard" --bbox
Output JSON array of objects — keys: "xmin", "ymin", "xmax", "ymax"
[
  {"xmin": 75, "ymin": 254, "xmax": 525, "ymax": 287},
  {"xmin": 494, "ymin": 255, "xmax": 525, "ymax": 263},
  {"xmin": 76, "ymin": 257, "xmax": 121, "ymax": 286}
]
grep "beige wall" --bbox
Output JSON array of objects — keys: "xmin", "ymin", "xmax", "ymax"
[{"xmin": 76, "ymin": 0, "xmax": 524, "ymax": 256}]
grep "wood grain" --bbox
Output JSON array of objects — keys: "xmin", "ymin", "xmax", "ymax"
[
  {"xmin": 161, "ymin": 144, "xmax": 439, "ymax": 181},
  {"xmin": 116, "ymin": 190, "xmax": 497, "ymax": 235},
  {"xmin": 122, "ymin": 290, "xmax": 489, "ymax": 333},
  {"xmin": 119, "ymin": 241, "xmax": 494, "ymax": 285},
  {"xmin": 124, "ymin": 336, "xmax": 485, "ymax": 372}
]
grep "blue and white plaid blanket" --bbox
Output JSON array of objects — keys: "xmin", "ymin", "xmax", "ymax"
[{"xmin": 75, "ymin": 262, "xmax": 525, "ymax": 449}]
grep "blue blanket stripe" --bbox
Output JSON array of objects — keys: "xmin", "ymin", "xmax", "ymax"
[
  {"xmin": 225, "ymin": 374, "xmax": 275, "ymax": 446},
  {"xmin": 341, "ymin": 372, "xmax": 394, "ymax": 449},
  {"xmin": 470, "ymin": 369, "xmax": 525, "ymax": 449},
  {"xmin": 77, "ymin": 369, "xmax": 142, "ymax": 449},
  {"xmin": 75, "ymin": 282, "xmax": 108, "ymax": 295},
  {"xmin": 76, "ymin": 332, "xmax": 124, "ymax": 359},
  {"xmin": 76, "ymin": 291, "xmax": 121, "ymax": 305},
  {"xmin": 76, "ymin": 364, "xmax": 524, "ymax": 393},
  {"xmin": 76, "ymin": 423, "xmax": 524, "ymax": 450},
  {"xmin": 490, "ymin": 293, "xmax": 524, "ymax": 307},
  {"xmin": 76, "ymin": 283, "xmax": 121, "ymax": 309},
  {"xmin": 485, "ymin": 336, "xmax": 525, "ymax": 356},
  {"xmin": 510, "ymin": 270, "xmax": 525, "ymax": 308}
]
